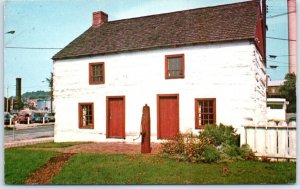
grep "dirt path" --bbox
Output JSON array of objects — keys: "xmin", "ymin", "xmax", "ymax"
[{"xmin": 25, "ymin": 153, "xmax": 74, "ymax": 184}]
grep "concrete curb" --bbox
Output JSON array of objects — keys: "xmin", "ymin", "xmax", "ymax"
[
  {"xmin": 4, "ymin": 137, "xmax": 54, "ymax": 148},
  {"xmin": 4, "ymin": 123, "xmax": 54, "ymax": 130}
]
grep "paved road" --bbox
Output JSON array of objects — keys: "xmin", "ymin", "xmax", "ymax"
[{"xmin": 4, "ymin": 125, "xmax": 54, "ymax": 143}]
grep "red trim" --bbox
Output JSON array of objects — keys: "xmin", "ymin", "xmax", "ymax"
[
  {"xmin": 165, "ymin": 54, "xmax": 185, "ymax": 79},
  {"xmin": 157, "ymin": 94, "xmax": 180, "ymax": 139},
  {"xmin": 106, "ymin": 96, "xmax": 126, "ymax": 139},
  {"xmin": 89, "ymin": 62, "xmax": 105, "ymax": 85},
  {"xmin": 195, "ymin": 98, "xmax": 216, "ymax": 129},
  {"xmin": 254, "ymin": 7, "xmax": 266, "ymax": 63},
  {"xmin": 78, "ymin": 102, "xmax": 94, "ymax": 129}
]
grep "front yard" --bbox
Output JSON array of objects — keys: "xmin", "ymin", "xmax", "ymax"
[{"xmin": 4, "ymin": 142, "xmax": 296, "ymax": 185}]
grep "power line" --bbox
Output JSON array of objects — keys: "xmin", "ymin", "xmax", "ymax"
[
  {"xmin": 267, "ymin": 10, "xmax": 296, "ymax": 19},
  {"xmin": 5, "ymin": 46, "xmax": 62, "ymax": 50},
  {"xmin": 266, "ymin": 37, "xmax": 296, "ymax": 41},
  {"xmin": 267, "ymin": 59, "xmax": 289, "ymax": 64},
  {"xmin": 268, "ymin": 54, "xmax": 296, "ymax": 57}
]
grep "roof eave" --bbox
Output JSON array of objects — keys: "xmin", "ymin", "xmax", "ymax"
[{"xmin": 52, "ymin": 38, "xmax": 255, "ymax": 61}]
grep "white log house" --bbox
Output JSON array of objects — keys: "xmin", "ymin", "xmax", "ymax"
[{"xmin": 53, "ymin": 1, "xmax": 267, "ymax": 143}]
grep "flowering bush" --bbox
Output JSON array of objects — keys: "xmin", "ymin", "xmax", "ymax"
[{"xmin": 160, "ymin": 124, "xmax": 256, "ymax": 163}]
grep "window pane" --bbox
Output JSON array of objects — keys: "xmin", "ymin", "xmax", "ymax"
[
  {"xmin": 177, "ymin": 62, "xmax": 182, "ymax": 70},
  {"xmin": 166, "ymin": 56, "xmax": 183, "ymax": 77},
  {"xmin": 91, "ymin": 64, "xmax": 104, "ymax": 83},
  {"xmin": 80, "ymin": 104, "xmax": 93, "ymax": 128},
  {"xmin": 197, "ymin": 99, "xmax": 216, "ymax": 128}
]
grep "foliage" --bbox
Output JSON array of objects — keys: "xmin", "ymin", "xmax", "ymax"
[
  {"xmin": 5, "ymin": 148, "xmax": 58, "ymax": 184},
  {"xmin": 22, "ymin": 90, "xmax": 50, "ymax": 99},
  {"xmin": 279, "ymin": 73, "xmax": 296, "ymax": 113},
  {"xmin": 202, "ymin": 144, "xmax": 220, "ymax": 163},
  {"xmin": 160, "ymin": 124, "xmax": 255, "ymax": 163},
  {"xmin": 199, "ymin": 123, "xmax": 239, "ymax": 146},
  {"xmin": 240, "ymin": 144, "xmax": 256, "ymax": 160}
]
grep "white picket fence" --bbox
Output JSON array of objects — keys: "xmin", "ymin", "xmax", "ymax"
[{"xmin": 244, "ymin": 125, "xmax": 296, "ymax": 160}]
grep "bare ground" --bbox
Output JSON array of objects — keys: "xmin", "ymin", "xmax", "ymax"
[{"xmin": 25, "ymin": 153, "xmax": 74, "ymax": 184}]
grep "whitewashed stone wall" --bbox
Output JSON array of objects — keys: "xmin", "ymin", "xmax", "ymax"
[{"xmin": 53, "ymin": 41, "xmax": 267, "ymax": 142}]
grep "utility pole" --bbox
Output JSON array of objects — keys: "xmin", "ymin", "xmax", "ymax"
[
  {"xmin": 288, "ymin": 0, "xmax": 297, "ymax": 74},
  {"xmin": 262, "ymin": 0, "xmax": 267, "ymax": 63},
  {"xmin": 6, "ymin": 86, "xmax": 9, "ymax": 112}
]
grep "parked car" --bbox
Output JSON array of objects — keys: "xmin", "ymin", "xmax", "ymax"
[
  {"xmin": 4, "ymin": 112, "xmax": 14, "ymax": 125},
  {"xmin": 16, "ymin": 110, "xmax": 33, "ymax": 123},
  {"xmin": 31, "ymin": 112, "xmax": 49, "ymax": 123},
  {"xmin": 16, "ymin": 113, "xmax": 33, "ymax": 124},
  {"xmin": 47, "ymin": 113, "xmax": 55, "ymax": 122}
]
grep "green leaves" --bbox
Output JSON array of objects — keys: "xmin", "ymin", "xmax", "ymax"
[{"xmin": 279, "ymin": 73, "xmax": 296, "ymax": 113}]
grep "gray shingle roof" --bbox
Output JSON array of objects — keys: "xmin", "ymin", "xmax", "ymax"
[{"xmin": 53, "ymin": 1, "xmax": 260, "ymax": 60}]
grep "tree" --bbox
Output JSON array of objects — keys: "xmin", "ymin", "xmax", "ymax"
[
  {"xmin": 279, "ymin": 73, "xmax": 296, "ymax": 113},
  {"xmin": 46, "ymin": 72, "xmax": 54, "ymax": 113}
]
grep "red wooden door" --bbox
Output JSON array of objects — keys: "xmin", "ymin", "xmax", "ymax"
[
  {"xmin": 157, "ymin": 94, "xmax": 179, "ymax": 139},
  {"xmin": 106, "ymin": 96, "xmax": 125, "ymax": 138}
]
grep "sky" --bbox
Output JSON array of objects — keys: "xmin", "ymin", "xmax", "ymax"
[{"xmin": 3, "ymin": 0, "xmax": 290, "ymax": 97}]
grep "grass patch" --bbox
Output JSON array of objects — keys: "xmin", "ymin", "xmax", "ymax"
[
  {"xmin": 52, "ymin": 154, "xmax": 296, "ymax": 184},
  {"xmin": 5, "ymin": 148, "xmax": 58, "ymax": 184},
  {"xmin": 21, "ymin": 142, "xmax": 91, "ymax": 149}
]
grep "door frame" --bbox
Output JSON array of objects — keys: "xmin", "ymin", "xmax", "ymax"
[
  {"xmin": 106, "ymin": 96, "xmax": 126, "ymax": 138},
  {"xmin": 157, "ymin": 94, "xmax": 179, "ymax": 139}
]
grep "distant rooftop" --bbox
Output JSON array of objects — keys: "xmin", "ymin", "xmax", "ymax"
[{"xmin": 268, "ymin": 80, "xmax": 285, "ymax": 87}]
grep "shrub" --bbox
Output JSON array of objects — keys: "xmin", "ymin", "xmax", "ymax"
[
  {"xmin": 240, "ymin": 144, "xmax": 256, "ymax": 160},
  {"xmin": 160, "ymin": 134, "xmax": 185, "ymax": 155},
  {"xmin": 199, "ymin": 124, "xmax": 239, "ymax": 146},
  {"xmin": 160, "ymin": 133, "xmax": 212, "ymax": 162},
  {"xmin": 202, "ymin": 144, "xmax": 221, "ymax": 163},
  {"xmin": 221, "ymin": 143, "xmax": 241, "ymax": 157},
  {"xmin": 160, "ymin": 124, "xmax": 256, "ymax": 163}
]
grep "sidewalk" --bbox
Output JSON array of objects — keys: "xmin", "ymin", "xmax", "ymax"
[
  {"xmin": 4, "ymin": 137, "xmax": 54, "ymax": 148},
  {"xmin": 4, "ymin": 137, "xmax": 162, "ymax": 155}
]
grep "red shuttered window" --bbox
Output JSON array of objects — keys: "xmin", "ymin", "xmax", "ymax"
[
  {"xmin": 78, "ymin": 103, "xmax": 94, "ymax": 129},
  {"xmin": 195, "ymin": 98, "xmax": 216, "ymax": 129},
  {"xmin": 165, "ymin": 54, "xmax": 185, "ymax": 79},
  {"xmin": 89, "ymin": 62, "xmax": 105, "ymax": 84}
]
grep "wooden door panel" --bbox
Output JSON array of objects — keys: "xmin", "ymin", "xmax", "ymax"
[
  {"xmin": 157, "ymin": 95, "xmax": 179, "ymax": 139},
  {"xmin": 107, "ymin": 97, "xmax": 125, "ymax": 138}
]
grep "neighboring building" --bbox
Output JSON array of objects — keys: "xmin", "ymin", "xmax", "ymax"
[
  {"xmin": 37, "ymin": 98, "xmax": 55, "ymax": 112},
  {"xmin": 23, "ymin": 99, "xmax": 38, "ymax": 110},
  {"xmin": 52, "ymin": 1, "xmax": 267, "ymax": 142},
  {"xmin": 267, "ymin": 79, "xmax": 284, "ymax": 98},
  {"xmin": 288, "ymin": 0, "xmax": 297, "ymax": 74},
  {"xmin": 266, "ymin": 98, "xmax": 287, "ymax": 122}
]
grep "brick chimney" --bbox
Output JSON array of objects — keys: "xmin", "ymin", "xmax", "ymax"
[{"xmin": 92, "ymin": 11, "xmax": 108, "ymax": 28}]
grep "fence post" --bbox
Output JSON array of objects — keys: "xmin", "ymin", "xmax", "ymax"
[
  {"xmin": 265, "ymin": 126, "xmax": 267, "ymax": 154},
  {"xmin": 13, "ymin": 124, "xmax": 15, "ymax": 141}
]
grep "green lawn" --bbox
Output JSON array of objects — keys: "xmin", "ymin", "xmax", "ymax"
[
  {"xmin": 5, "ymin": 148, "xmax": 58, "ymax": 184},
  {"xmin": 52, "ymin": 153, "xmax": 296, "ymax": 184},
  {"xmin": 5, "ymin": 147, "xmax": 296, "ymax": 185},
  {"xmin": 23, "ymin": 142, "xmax": 91, "ymax": 149}
]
